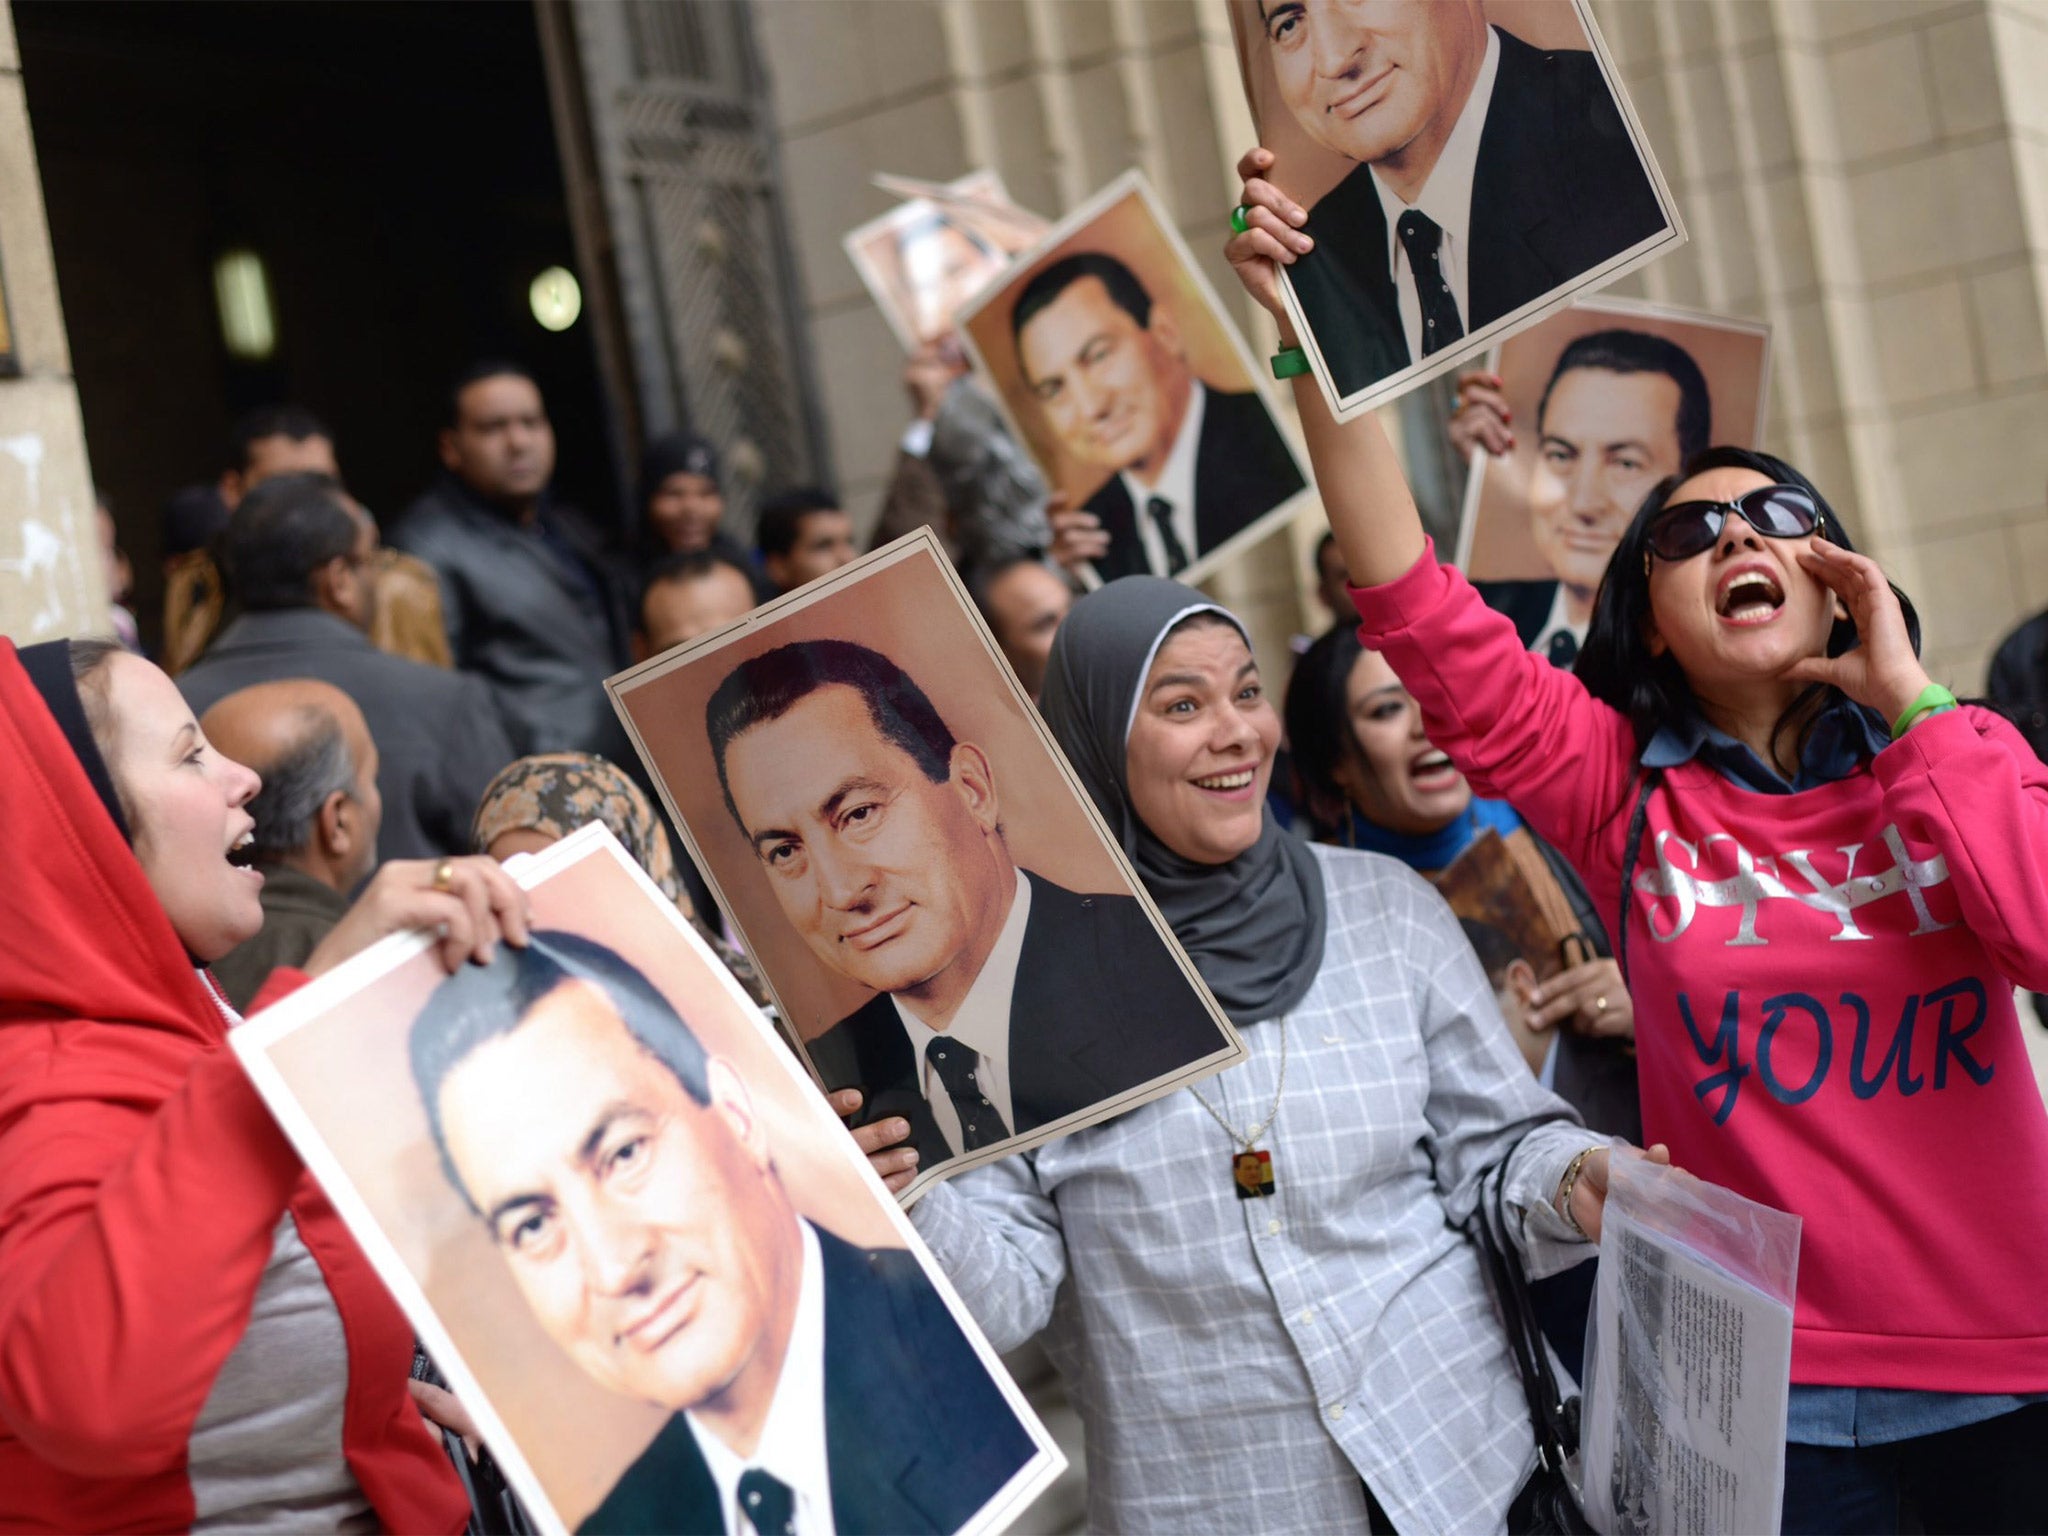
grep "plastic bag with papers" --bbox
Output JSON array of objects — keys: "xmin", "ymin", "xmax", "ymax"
[{"xmin": 1579, "ymin": 1157, "xmax": 1800, "ymax": 1535}]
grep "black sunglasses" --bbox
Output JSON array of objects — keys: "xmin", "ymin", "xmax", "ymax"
[{"xmin": 1644, "ymin": 484, "xmax": 1825, "ymax": 563}]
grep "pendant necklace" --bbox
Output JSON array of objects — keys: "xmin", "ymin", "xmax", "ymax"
[{"xmin": 1186, "ymin": 1013, "xmax": 1287, "ymax": 1198}]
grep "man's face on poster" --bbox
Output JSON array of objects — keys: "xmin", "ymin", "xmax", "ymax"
[
  {"xmin": 436, "ymin": 981, "xmax": 794, "ymax": 1414},
  {"xmin": 1528, "ymin": 366, "xmax": 1685, "ymax": 593},
  {"xmin": 1260, "ymin": 0, "xmax": 1488, "ymax": 167},
  {"xmin": 1017, "ymin": 274, "xmax": 1191, "ymax": 477},
  {"xmin": 898, "ymin": 219, "xmax": 1002, "ymax": 344},
  {"xmin": 724, "ymin": 684, "xmax": 1011, "ymax": 999}
]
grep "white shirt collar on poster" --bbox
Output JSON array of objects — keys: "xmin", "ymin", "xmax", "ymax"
[
  {"xmin": 1119, "ymin": 380, "xmax": 1208, "ymax": 577},
  {"xmin": 687, "ymin": 1218, "xmax": 836, "ymax": 1536},
  {"xmin": 892, "ymin": 870, "xmax": 1032, "ymax": 1156},
  {"xmin": 1371, "ymin": 24, "xmax": 1501, "ymax": 363}
]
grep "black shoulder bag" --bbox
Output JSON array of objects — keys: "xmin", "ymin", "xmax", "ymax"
[{"xmin": 1469, "ymin": 1153, "xmax": 1594, "ymax": 1535}]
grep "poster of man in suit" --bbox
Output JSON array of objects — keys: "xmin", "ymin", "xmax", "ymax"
[
  {"xmin": 844, "ymin": 172, "xmax": 1049, "ymax": 354},
  {"xmin": 953, "ymin": 171, "xmax": 1312, "ymax": 587},
  {"xmin": 608, "ymin": 531, "xmax": 1242, "ymax": 1201},
  {"xmin": 1452, "ymin": 297, "xmax": 1771, "ymax": 666},
  {"xmin": 1229, "ymin": 0, "xmax": 1684, "ymax": 420},
  {"xmin": 230, "ymin": 828, "xmax": 1065, "ymax": 1536}
]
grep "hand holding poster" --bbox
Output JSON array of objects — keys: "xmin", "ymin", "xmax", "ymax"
[
  {"xmin": 1453, "ymin": 298, "xmax": 1772, "ymax": 659},
  {"xmin": 230, "ymin": 826, "xmax": 1065, "ymax": 1535},
  {"xmin": 608, "ymin": 530, "xmax": 1244, "ymax": 1203},
  {"xmin": 952, "ymin": 170, "xmax": 1312, "ymax": 587},
  {"xmin": 1581, "ymin": 1157, "xmax": 1799, "ymax": 1536},
  {"xmin": 1227, "ymin": 0, "xmax": 1684, "ymax": 420}
]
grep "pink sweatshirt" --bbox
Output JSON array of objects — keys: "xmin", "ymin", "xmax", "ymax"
[{"xmin": 1353, "ymin": 547, "xmax": 2048, "ymax": 1392}]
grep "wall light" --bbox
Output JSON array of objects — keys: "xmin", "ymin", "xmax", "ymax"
[
  {"xmin": 212, "ymin": 250, "xmax": 277, "ymax": 361},
  {"xmin": 530, "ymin": 266, "xmax": 582, "ymax": 332}
]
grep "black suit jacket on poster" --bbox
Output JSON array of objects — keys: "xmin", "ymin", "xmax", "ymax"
[
  {"xmin": 578, "ymin": 1225, "xmax": 1034, "ymax": 1535},
  {"xmin": 1472, "ymin": 578, "xmax": 1559, "ymax": 651},
  {"xmin": 1289, "ymin": 26, "xmax": 1669, "ymax": 398},
  {"xmin": 1081, "ymin": 386, "xmax": 1306, "ymax": 582},
  {"xmin": 809, "ymin": 871, "xmax": 1224, "ymax": 1170}
]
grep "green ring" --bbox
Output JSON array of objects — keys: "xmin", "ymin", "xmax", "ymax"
[{"xmin": 1230, "ymin": 204, "xmax": 1251, "ymax": 235}]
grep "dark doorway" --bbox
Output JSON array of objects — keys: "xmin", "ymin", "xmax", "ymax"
[{"xmin": 16, "ymin": 0, "xmax": 623, "ymax": 645}]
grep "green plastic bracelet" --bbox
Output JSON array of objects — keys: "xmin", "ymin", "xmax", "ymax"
[
  {"xmin": 1271, "ymin": 346, "xmax": 1310, "ymax": 380},
  {"xmin": 1890, "ymin": 682, "xmax": 1958, "ymax": 739}
]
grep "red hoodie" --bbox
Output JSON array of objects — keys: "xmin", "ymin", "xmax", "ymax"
[
  {"xmin": 1354, "ymin": 549, "xmax": 2048, "ymax": 1393},
  {"xmin": 0, "ymin": 643, "xmax": 466, "ymax": 1533}
]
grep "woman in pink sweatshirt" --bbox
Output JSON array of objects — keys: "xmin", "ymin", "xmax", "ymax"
[{"xmin": 1230, "ymin": 151, "xmax": 2048, "ymax": 1533}]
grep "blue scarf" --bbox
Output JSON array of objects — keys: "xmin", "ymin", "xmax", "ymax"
[{"xmin": 1341, "ymin": 797, "xmax": 1522, "ymax": 874}]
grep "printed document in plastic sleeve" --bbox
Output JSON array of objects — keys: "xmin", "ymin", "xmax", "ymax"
[{"xmin": 1580, "ymin": 1159, "xmax": 1799, "ymax": 1536}]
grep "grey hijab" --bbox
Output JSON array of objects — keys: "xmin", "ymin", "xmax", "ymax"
[{"xmin": 1038, "ymin": 577, "xmax": 1327, "ymax": 1026}]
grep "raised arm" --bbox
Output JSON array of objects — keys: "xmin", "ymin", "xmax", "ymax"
[{"xmin": 1226, "ymin": 147, "xmax": 1425, "ymax": 588}]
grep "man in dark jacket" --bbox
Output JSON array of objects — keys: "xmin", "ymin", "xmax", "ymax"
[
  {"xmin": 199, "ymin": 680, "xmax": 380, "ymax": 1010},
  {"xmin": 393, "ymin": 362, "xmax": 632, "ymax": 757},
  {"xmin": 179, "ymin": 473, "xmax": 512, "ymax": 861}
]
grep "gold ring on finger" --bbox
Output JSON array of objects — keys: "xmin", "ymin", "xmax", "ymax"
[{"xmin": 432, "ymin": 859, "xmax": 456, "ymax": 893}]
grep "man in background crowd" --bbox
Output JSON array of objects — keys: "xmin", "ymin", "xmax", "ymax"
[
  {"xmin": 200, "ymin": 679, "xmax": 382, "ymax": 1009},
  {"xmin": 634, "ymin": 550, "xmax": 760, "ymax": 660},
  {"xmin": 968, "ymin": 554, "xmax": 1071, "ymax": 701},
  {"xmin": 180, "ymin": 471, "xmax": 511, "ymax": 860},
  {"xmin": 756, "ymin": 488, "xmax": 858, "ymax": 595},
  {"xmin": 220, "ymin": 404, "xmax": 340, "ymax": 509},
  {"xmin": 394, "ymin": 362, "xmax": 631, "ymax": 756}
]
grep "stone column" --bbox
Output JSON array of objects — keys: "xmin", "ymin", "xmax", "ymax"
[{"xmin": 0, "ymin": 0, "xmax": 102, "ymax": 644}]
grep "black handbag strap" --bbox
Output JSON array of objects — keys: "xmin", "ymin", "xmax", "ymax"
[
  {"xmin": 1614, "ymin": 768, "xmax": 1660, "ymax": 988},
  {"xmin": 1472, "ymin": 1155, "xmax": 1579, "ymax": 1473}
]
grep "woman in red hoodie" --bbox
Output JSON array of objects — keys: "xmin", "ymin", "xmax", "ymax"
[
  {"xmin": 0, "ymin": 635, "xmax": 528, "ymax": 1532},
  {"xmin": 1230, "ymin": 152, "xmax": 2048, "ymax": 1533}
]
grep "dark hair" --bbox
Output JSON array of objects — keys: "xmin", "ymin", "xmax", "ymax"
[
  {"xmin": 163, "ymin": 484, "xmax": 233, "ymax": 559},
  {"xmin": 1312, "ymin": 530, "xmax": 1342, "ymax": 580},
  {"xmin": 1283, "ymin": 622, "xmax": 1367, "ymax": 838},
  {"xmin": 227, "ymin": 404, "xmax": 332, "ymax": 475},
  {"xmin": 964, "ymin": 551, "xmax": 1052, "ymax": 624},
  {"xmin": 755, "ymin": 488, "xmax": 844, "ymax": 559},
  {"xmin": 1458, "ymin": 917, "xmax": 1523, "ymax": 994},
  {"xmin": 409, "ymin": 930, "xmax": 712, "ymax": 1213},
  {"xmin": 1011, "ymin": 252, "xmax": 1153, "ymax": 369},
  {"xmin": 1575, "ymin": 445, "xmax": 1922, "ymax": 760},
  {"xmin": 446, "ymin": 359, "xmax": 541, "ymax": 429},
  {"xmin": 705, "ymin": 639, "xmax": 956, "ymax": 835},
  {"xmin": 1537, "ymin": 329, "xmax": 1712, "ymax": 463},
  {"xmin": 217, "ymin": 472, "xmax": 358, "ymax": 612},
  {"xmin": 243, "ymin": 707, "xmax": 356, "ymax": 861},
  {"xmin": 638, "ymin": 548, "xmax": 756, "ymax": 629}
]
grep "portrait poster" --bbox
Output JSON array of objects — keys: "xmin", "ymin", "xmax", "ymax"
[
  {"xmin": 951, "ymin": 169, "xmax": 1313, "ymax": 588},
  {"xmin": 1454, "ymin": 297, "xmax": 1772, "ymax": 585},
  {"xmin": 608, "ymin": 529, "xmax": 1245, "ymax": 1203},
  {"xmin": 844, "ymin": 171, "xmax": 1050, "ymax": 354},
  {"xmin": 1229, "ymin": 0, "xmax": 1685, "ymax": 421},
  {"xmin": 230, "ymin": 826, "xmax": 1065, "ymax": 1536}
]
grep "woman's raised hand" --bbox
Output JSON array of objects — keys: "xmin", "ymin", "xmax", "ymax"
[
  {"xmin": 1224, "ymin": 147, "xmax": 1313, "ymax": 331},
  {"xmin": 832, "ymin": 1088, "xmax": 920, "ymax": 1195},
  {"xmin": 1782, "ymin": 538, "xmax": 1935, "ymax": 726},
  {"xmin": 304, "ymin": 856, "xmax": 531, "ymax": 979}
]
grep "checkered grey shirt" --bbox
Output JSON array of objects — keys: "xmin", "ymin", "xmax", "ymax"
[{"xmin": 912, "ymin": 845, "xmax": 1605, "ymax": 1534}]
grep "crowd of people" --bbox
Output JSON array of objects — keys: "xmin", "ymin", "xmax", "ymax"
[{"xmin": 5, "ymin": 145, "xmax": 2048, "ymax": 1536}]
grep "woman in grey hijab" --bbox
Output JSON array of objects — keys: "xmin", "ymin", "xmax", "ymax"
[{"xmin": 849, "ymin": 579, "xmax": 1646, "ymax": 1535}]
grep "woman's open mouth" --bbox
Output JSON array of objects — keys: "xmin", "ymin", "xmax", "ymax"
[
  {"xmin": 1408, "ymin": 750, "xmax": 1460, "ymax": 791},
  {"xmin": 1715, "ymin": 567, "xmax": 1785, "ymax": 626}
]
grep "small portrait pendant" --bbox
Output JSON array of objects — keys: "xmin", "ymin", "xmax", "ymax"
[{"xmin": 1233, "ymin": 1149, "xmax": 1275, "ymax": 1199}]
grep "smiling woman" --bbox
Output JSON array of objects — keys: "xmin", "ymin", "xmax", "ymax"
[{"xmin": 0, "ymin": 635, "xmax": 531, "ymax": 1532}]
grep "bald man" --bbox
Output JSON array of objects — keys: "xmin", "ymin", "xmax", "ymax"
[{"xmin": 202, "ymin": 680, "xmax": 385, "ymax": 1010}]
